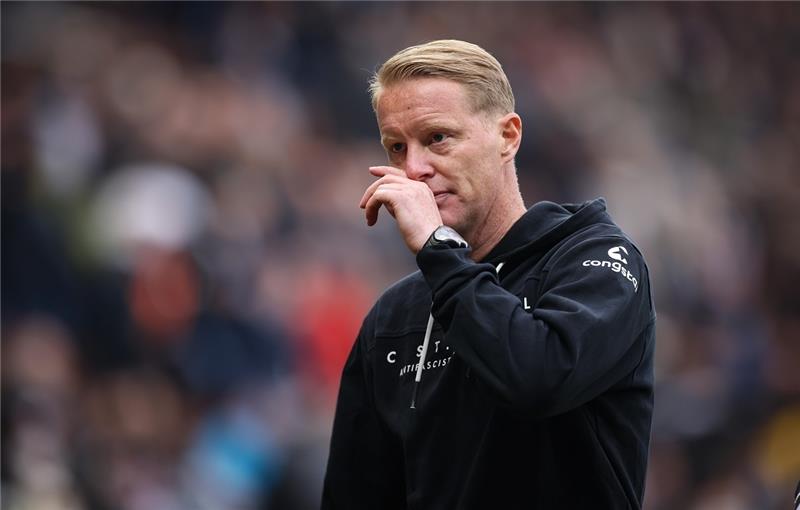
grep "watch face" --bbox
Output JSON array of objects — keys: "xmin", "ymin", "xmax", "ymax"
[{"xmin": 433, "ymin": 226, "xmax": 467, "ymax": 248}]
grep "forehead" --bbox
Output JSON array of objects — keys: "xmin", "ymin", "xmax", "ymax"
[{"xmin": 376, "ymin": 78, "xmax": 474, "ymax": 132}]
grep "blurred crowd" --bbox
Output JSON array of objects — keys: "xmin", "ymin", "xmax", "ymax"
[{"xmin": 2, "ymin": 3, "xmax": 798, "ymax": 509}]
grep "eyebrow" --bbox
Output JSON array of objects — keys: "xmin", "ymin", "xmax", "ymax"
[
  {"xmin": 380, "ymin": 135, "xmax": 400, "ymax": 148},
  {"xmin": 380, "ymin": 121, "xmax": 460, "ymax": 143}
]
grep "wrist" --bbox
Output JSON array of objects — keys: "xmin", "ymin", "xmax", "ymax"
[{"xmin": 423, "ymin": 225, "xmax": 469, "ymax": 251}]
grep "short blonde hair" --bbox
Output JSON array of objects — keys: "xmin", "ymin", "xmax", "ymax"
[{"xmin": 369, "ymin": 39, "xmax": 515, "ymax": 115}]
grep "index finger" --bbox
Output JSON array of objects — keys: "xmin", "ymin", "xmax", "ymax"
[{"xmin": 369, "ymin": 166, "xmax": 407, "ymax": 178}]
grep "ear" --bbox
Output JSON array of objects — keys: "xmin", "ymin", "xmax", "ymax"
[{"xmin": 498, "ymin": 113, "xmax": 522, "ymax": 163}]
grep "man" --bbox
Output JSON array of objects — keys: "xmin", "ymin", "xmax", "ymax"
[{"xmin": 322, "ymin": 39, "xmax": 655, "ymax": 509}]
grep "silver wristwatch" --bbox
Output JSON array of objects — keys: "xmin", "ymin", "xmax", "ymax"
[{"xmin": 424, "ymin": 225, "xmax": 469, "ymax": 250}]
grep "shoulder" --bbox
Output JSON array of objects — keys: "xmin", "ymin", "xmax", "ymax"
[
  {"xmin": 541, "ymin": 223, "xmax": 654, "ymax": 318},
  {"xmin": 359, "ymin": 270, "xmax": 431, "ymax": 351},
  {"xmin": 378, "ymin": 270, "xmax": 428, "ymax": 303},
  {"xmin": 545, "ymin": 222, "xmax": 647, "ymax": 272}
]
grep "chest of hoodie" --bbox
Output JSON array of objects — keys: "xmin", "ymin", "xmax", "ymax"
[{"xmin": 367, "ymin": 265, "xmax": 542, "ymax": 442}]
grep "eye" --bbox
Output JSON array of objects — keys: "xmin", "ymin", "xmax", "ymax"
[
  {"xmin": 430, "ymin": 133, "xmax": 448, "ymax": 144},
  {"xmin": 389, "ymin": 142, "xmax": 405, "ymax": 153}
]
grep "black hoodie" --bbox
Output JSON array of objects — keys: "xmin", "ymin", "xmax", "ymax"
[{"xmin": 322, "ymin": 198, "xmax": 655, "ymax": 509}]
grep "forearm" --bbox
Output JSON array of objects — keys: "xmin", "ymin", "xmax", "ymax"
[{"xmin": 416, "ymin": 240, "xmax": 651, "ymax": 417}]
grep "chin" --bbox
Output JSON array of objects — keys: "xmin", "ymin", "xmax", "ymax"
[
  {"xmin": 439, "ymin": 213, "xmax": 464, "ymax": 234},
  {"xmin": 438, "ymin": 201, "xmax": 471, "ymax": 234}
]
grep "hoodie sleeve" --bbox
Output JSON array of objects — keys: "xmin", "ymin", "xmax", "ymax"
[
  {"xmin": 416, "ymin": 235, "xmax": 654, "ymax": 418},
  {"xmin": 321, "ymin": 313, "xmax": 406, "ymax": 509}
]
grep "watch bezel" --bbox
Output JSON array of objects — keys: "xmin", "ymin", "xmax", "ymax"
[{"xmin": 427, "ymin": 225, "xmax": 468, "ymax": 249}]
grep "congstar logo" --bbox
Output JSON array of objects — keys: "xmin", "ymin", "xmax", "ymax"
[
  {"xmin": 607, "ymin": 246, "xmax": 628, "ymax": 264},
  {"xmin": 582, "ymin": 245, "xmax": 639, "ymax": 292}
]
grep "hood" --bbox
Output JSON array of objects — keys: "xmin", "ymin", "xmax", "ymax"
[{"xmin": 483, "ymin": 197, "xmax": 613, "ymax": 267}]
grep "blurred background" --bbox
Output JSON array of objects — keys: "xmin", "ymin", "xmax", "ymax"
[{"xmin": 2, "ymin": 2, "xmax": 799, "ymax": 509}]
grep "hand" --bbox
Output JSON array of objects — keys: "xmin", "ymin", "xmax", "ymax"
[{"xmin": 359, "ymin": 166, "xmax": 443, "ymax": 253}]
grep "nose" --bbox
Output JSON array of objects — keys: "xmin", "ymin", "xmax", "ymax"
[{"xmin": 403, "ymin": 144, "xmax": 435, "ymax": 181}]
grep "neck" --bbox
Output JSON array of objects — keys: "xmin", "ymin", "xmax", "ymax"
[{"xmin": 467, "ymin": 188, "xmax": 526, "ymax": 262}]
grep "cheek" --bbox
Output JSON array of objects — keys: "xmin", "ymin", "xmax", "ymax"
[
  {"xmin": 464, "ymin": 148, "xmax": 498, "ymax": 186},
  {"xmin": 441, "ymin": 135, "xmax": 497, "ymax": 191}
]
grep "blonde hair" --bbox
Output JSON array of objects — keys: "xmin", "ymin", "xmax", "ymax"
[{"xmin": 369, "ymin": 39, "xmax": 515, "ymax": 115}]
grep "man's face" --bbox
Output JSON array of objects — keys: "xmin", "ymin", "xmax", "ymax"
[{"xmin": 375, "ymin": 77, "xmax": 507, "ymax": 237}]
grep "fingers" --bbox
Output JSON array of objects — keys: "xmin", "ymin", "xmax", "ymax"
[
  {"xmin": 360, "ymin": 166, "xmax": 443, "ymax": 252},
  {"xmin": 359, "ymin": 173, "xmax": 409, "ymax": 209},
  {"xmin": 359, "ymin": 167, "xmax": 407, "ymax": 209},
  {"xmin": 364, "ymin": 183, "xmax": 401, "ymax": 226},
  {"xmin": 360, "ymin": 166, "xmax": 414, "ymax": 227}
]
